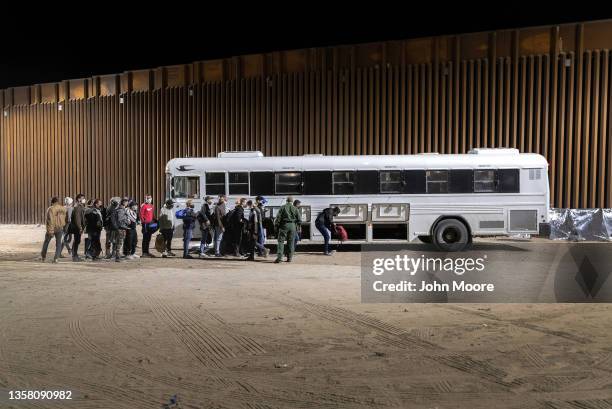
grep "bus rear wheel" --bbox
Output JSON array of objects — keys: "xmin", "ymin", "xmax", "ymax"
[{"xmin": 432, "ymin": 219, "xmax": 469, "ymax": 252}]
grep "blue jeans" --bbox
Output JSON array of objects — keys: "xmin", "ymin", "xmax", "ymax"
[
  {"xmin": 183, "ymin": 227, "xmax": 193, "ymax": 257},
  {"xmin": 256, "ymin": 229, "xmax": 266, "ymax": 255},
  {"xmin": 316, "ymin": 222, "xmax": 331, "ymax": 254},
  {"xmin": 214, "ymin": 227, "xmax": 224, "ymax": 256},
  {"xmin": 42, "ymin": 230, "xmax": 63, "ymax": 260}
]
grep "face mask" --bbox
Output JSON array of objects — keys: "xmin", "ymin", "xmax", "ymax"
[
  {"xmin": 145, "ymin": 198, "xmax": 152, "ymax": 204},
  {"xmin": 80, "ymin": 199, "xmax": 86, "ymax": 204}
]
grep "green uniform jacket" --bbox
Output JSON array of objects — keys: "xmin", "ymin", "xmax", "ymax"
[{"xmin": 274, "ymin": 203, "xmax": 301, "ymax": 229}]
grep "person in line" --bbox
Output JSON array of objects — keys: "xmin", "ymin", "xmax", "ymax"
[
  {"xmin": 198, "ymin": 196, "xmax": 214, "ymax": 257},
  {"xmin": 83, "ymin": 199, "xmax": 94, "ymax": 255},
  {"xmin": 84, "ymin": 199, "xmax": 104, "ymax": 260},
  {"xmin": 315, "ymin": 206, "xmax": 341, "ymax": 255},
  {"xmin": 274, "ymin": 196, "xmax": 302, "ymax": 263},
  {"xmin": 159, "ymin": 199, "xmax": 176, "ymax": 258},
  {"xmin": 41, "ymin": 197, "xmax": 67, "ymax": 263},
  {"xmin": 124, "ymin": 201, "xmax": 139, "ymax": 259},
  {"xmin": 182, "ymin": 199, "xmax": 197, "ymax": 259},
  {"xmin": 292, "ymin": 199, "xmax": 302, "ymax": 251},
  {"xmin": 111, "ymin": 198, "xmax": 130, "ymax": 262},
  {"xmin": 229, "ymin": 198, "xmax": 247, "ymax": 257},
  {"xmin": 213, "ymin": 194, "xmax": 227, "ymax": 257},
  {"xmin": 256, "ymin": 196, "xmax": 269, "ymax": 248},
  {"xmin": 140, "ymin": 194, "xmax": 156, "ymax": 258},
  {"xmin": 62, "ymin": 196, "xmax": 74, "ymax": 257},
  {"xmin": 69, "ymin": 194, "xmax": 87, "ymax": 262},
  {"xmin": 246, "ymin": 199, "xmax": 269, "ymax": 260},
  {"xmin": 103, "ymin": 197, "xmax": 120, "ymax": 259}
]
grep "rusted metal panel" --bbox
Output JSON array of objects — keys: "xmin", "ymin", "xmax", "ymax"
[
  {"xmin": 2, "ymin": 21, "xmax": 612, "ymax": 223},
  {"xmin": 13, "ymin": 86, "xmax": 30, "ymax": 106}
]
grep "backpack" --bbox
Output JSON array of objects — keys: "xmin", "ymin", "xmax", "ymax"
[
  {"xmin": 335, "ymin": 225, "xmax": 348, "ymax": 242},
  {"xmin": 175, "ymin": 208, "xmax": 187, "ymax": 219},
  {"xmin": 223, "ymin": 209, "xmax": 234, "ymax": 227}
]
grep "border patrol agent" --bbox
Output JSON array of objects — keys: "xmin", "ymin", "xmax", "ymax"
[{"xmin": 274, "ymin": 196, "xmax": 301, "ymax": 263}]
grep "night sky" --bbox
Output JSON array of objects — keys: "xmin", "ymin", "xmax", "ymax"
[{"xmin": 0, "ymin": 10, "xmax": 609, "ymax": 89}]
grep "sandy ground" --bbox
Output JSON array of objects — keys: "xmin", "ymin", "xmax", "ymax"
[{"xmin": 0, "ymin": 224, "xmax": 611, "ymax": 409}]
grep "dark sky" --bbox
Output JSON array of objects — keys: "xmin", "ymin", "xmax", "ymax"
[{"xmin": 1, "ymin": 10, "xmax": 610, "ymax": 89}]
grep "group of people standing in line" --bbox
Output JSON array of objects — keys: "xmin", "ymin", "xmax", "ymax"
[{"xmin": 41, "ymin": 193, "xmax": 343, "ymax": 264}]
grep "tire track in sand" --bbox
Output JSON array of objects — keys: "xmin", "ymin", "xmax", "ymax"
[{"xmin": 275, "ymin": 295, "xmax": 528, "ymax": 392}]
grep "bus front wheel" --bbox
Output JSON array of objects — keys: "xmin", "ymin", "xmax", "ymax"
[{"xmin": 432, "ymin": 219, "xmax": 469, "ymax": 252}]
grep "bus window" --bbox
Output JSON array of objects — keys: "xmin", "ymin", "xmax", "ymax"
[
  {"xmin": 250, "ymin": 172, "xmax": 275, "ymax": 196},
  {"xmin": 474, "ymin": 170, "xmax": 497, "ymax": 192},
  {"xmin": 356, "ymin": 170, "xmax": 379, "ymax": 194},
  {"xmin": 172, "ymin": 176, "xmax": 200, "ymax": 199},
  {"xmin": 332, "ymin": 171, "xmax": 355, "ymax": 195},
  {"xmin": 380, "ymin": 171, "xmax": 402, "ymax": 193},
  {"xmin": 498, "ymin": 169, "xmax": 520, "ymax": 193},
  {"xmin": 426, "ymin": 170, "xmax": 448, "ymax": 193},
  {"xmin": 403, "ymin": 170, "xmax": 426, "ymax": 193},
  {"xmin": 205, "ymin": 172, "xmax": 225, "ymax": 195},
  {"xmin": 229, "ymin": 172, "xmax": 249, "ymax": 195},
  {"xmin": 449, "ymin": 170, "xmax": 473, "ymax": 193},
  {"xmin": 304, "ymin": 171, "xmax": 332, "ymax": 195},
  {"xmin": 275, "ymin": 172, "xmax": 302, "ymax": 194}
]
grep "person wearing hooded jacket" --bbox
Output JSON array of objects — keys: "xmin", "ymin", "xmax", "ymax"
[
  {"xmin": 69, "ymin": 194, "xmax": 87, "ymax": 262},
  {"xmin": 123, "ymin": 201, "xmax": 139, "ymax": 259},
  {"xmin": 111, "ymin": 198, "xmax": 130, "ymax": 262},
  {"xmin": 181, "ymin": 199, "xmax": 197, "ymax": 259},
  {"xmin": 103, "ymin": 197, "xmax": 120, "ymax": 259},
  {"xmin": 198, "ymin": 196, "xmax": 214, "ymax": 257},
  {"xmin": 84, "ymin": 199, "xmax": 104, "ymax": 260}
]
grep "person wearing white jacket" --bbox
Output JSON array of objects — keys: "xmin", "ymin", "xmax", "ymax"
[{"xmin": 158, "ymin": 199, "xmax": 176, "ymax": 258}]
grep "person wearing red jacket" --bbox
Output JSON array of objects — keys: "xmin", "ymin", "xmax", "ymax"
[{"xmin": 140, "ymin": 194, "xmax": 156, "ymax": 257}]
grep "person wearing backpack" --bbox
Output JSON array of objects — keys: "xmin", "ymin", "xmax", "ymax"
[
  {"xmin": 179, "ymin": 199, "xmax": 197, "ymax": 259},
  {"xmin": 315, "ymin": 206, "xmax": 341, "ymax": 256},
  {"xmin": 213, "ymin": 194, "xmax": 227, "ymax": 257},
  {"xmin": 198, "ymin": 196, "xmax": 214, "ymax": 257},
  {"xmin": 103, "ymin": 198, "xmax": 120, "ymax": 259}
]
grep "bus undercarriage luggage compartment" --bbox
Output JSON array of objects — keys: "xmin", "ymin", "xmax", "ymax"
[{"xmin": 371, "ymin": 203, "xmax": 409, "ymax": 222}]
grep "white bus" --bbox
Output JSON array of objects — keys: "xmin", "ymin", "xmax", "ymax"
[{"xmin": 165, "ymin": 148, "xmax": 549, "ymax": 251}]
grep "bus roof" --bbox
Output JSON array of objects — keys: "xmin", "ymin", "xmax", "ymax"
[{"xmin": 166, "ymin": 151, "xmax": 548, "ymax": 173}]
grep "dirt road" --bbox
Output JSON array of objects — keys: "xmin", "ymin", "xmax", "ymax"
[{"xmin": 1, "ymin": 225, "xmax": 611, "ymax": 408}]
